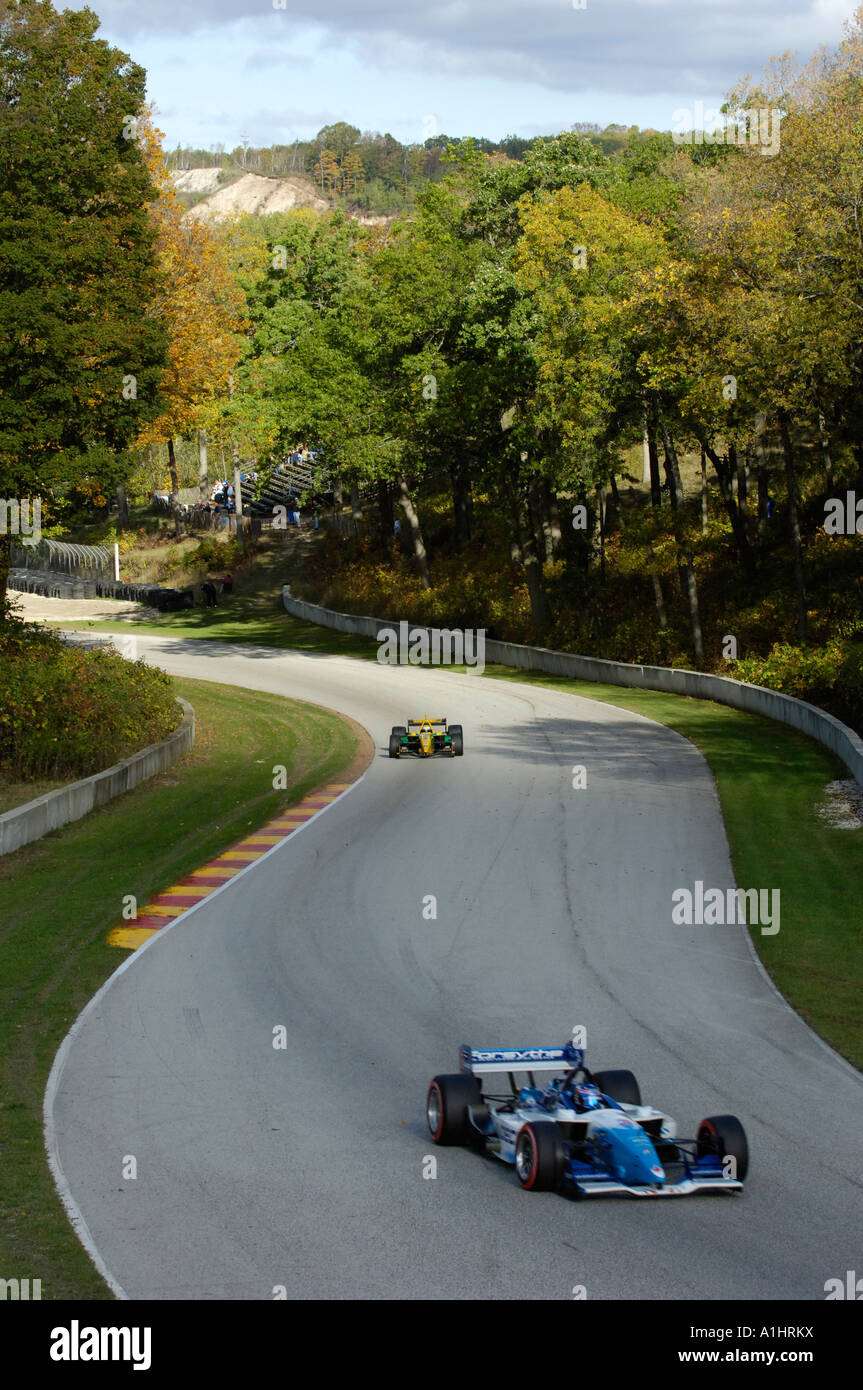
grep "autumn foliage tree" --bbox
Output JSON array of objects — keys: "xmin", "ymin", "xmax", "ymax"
[{"xmin": 133, "ymin": 110, "xmax": 246, "ymax": 525}]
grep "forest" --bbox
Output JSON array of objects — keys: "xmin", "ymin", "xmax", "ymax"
[{"xmin": 2, "ymin": 1, "xmax": 862, "ymax": 728}]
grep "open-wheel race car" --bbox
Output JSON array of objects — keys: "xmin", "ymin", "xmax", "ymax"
[
  {"xmin": 426, "ymin": 1043, "xmax": 748, "ymax": 1199},
  {"xmin": 389, "ymin": 716, "xmax": 463, "ymax": 758}
]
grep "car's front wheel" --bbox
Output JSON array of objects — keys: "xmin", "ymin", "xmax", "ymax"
[
  {"xmin": 593, "ymin": 1069, "xmax": 641, "ymax": 1106},
  {"xmin": 514, "ymin": 1121, "xmax": 565, "ymax": 1191},
  {"xmin": 449, "ymin": 724, "xmax": 463, "ymax": 756},
  {"xmin": 696, "ymin": 1114, "xmax": 749, "ymax": 1181},
  {"xmin": 427, "ymin": 1074, "xmax": 483, "ymax": 1146},
  {"xmin": 388, "ymin": 733, "xmax": 401, "ymax": 758}
]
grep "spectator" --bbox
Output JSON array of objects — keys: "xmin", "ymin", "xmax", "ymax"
[
  {"xmin": 393, "ymin": 517, "xmax": 402, "ymax": 538},
  {"xmin": 220, "ymin": 572, "xmax": 233, "ymax": 595},
  {"xmin": 201, "ymin": 580, "xmax": 218, "ymax": 607}
]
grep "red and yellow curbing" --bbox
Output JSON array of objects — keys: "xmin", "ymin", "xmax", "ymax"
[{"xmin": 107, "ymin": 782, "xmax": 354, "ymax": 950}]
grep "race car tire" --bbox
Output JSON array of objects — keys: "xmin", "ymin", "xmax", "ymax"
[
  {"xmin": 515, "ymin": 1121, "xmax": 565, "ymax": 1192},
  {"xmin": 427, "ymin": 1074, "xmax": 483, "ymax": 1146},
  {"xmin": 388, "ymin": 733, "xmax": 401, "ymax": 758},
  {"xmin": 696, "ymin": 1114, "xmax": 749, "ymax": 1182},
  {"xmin": 392, "ymin": 726, "xmax": 407, "ymax": 737},
  {"xmin": 450, "ymin": 725, "xmax": 464, "ymax": 756},
  {"xmin": 593, "ymin": 1069, "xmax": 641, "ymax": 1106}
]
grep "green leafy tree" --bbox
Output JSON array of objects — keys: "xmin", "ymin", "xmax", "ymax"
[{"xmin": 0, "ymin": 0, "xmax": 168, "ymax": 607}]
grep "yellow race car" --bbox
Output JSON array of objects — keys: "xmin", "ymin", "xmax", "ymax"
[{"xmin": 389, "ymin": 716, "xmax": 463, "ymax": 759}]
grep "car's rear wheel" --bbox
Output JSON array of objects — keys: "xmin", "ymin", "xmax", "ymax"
[
  {"xmin": 392, "ymin": 726, "xmax": 407, "ymax": 737},
  {"xmin": 593, "ymin": 1069, "xmax": 641, "ymax": 1106},
  {"xmin": 450, "ymin": 724, "xmax": 463, "ymax": 756},
  {"xmin": 697, "ymin": 1114, "xmax": 749, "ymax": 1181},
  {"xmin": 427, "ymin": 1074, "xmax": 483, "ymax": 1145},
  {"xmin": 514, "ymin": 1121, "xmax": 565, "ymax": 1191},
  {"xmin": 388, "ymin": 733, "xmax": 401, "ymax": 758}
]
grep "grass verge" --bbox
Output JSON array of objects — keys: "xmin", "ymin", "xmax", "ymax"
[
  {"xmin": 0, "ymin": 778, "xmax": 67, "ymax": 816},
  {"xmin": 0, "ymin": 675, "xmax": 367, "ymax": 1299},
  {"xmin": 53, "ymin": 601, "xmax": 381, "ymax": 659}
]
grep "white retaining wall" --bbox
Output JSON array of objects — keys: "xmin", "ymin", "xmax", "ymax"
[
  {"xmin": 0, "ymin": 699, "xmax": 195, "ymax": 856},
  {"xmin": 282, "ymin": 586, "xmax": 863, "ymax": 788}
]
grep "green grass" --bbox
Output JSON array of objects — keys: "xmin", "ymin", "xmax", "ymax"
[
  {"xmin": 0, "ymin": 777, "xmax": 67, "ymax": 816},
  {"xmin": 0, "ymin": 675, "xmax": 363, "ymax": 1300},
  {"xmin": 53, "ymin": 593, "xmax": 381, "ymax": 659}
]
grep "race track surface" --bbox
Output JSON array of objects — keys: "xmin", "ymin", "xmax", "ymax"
[{"xmin": 48, "ymin": 636, "xmax": 863, "ymax": 1299}]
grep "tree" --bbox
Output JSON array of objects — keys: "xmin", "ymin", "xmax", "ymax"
[
  {"xmin": 315, "ymin": 123, "xmax": 360, "ymax": 161},
  {"xmin": 132, "ymin": 111, "xmax": 246, "ymax": 530},
  {"xmin": 0, "ymin": 0, "xmax": 168, "ymax": 608},
  {"xmin": 314, "ymin": 148, "xmax": 340, "ymax": 195},
  {"xmin": 342, "ymin": 150, "xmax": 365, "ymax": 195}
]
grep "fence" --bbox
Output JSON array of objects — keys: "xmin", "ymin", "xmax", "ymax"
[
  {"xmin": 11, "ymin": 539, "xmax": 111, "ymax": 577},
  {"xmin": 150, "ymin": 497, "xmax": 266, "ymax": 536}
]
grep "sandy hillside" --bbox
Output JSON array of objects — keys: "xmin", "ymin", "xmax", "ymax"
[
  {"xmin": 172, "ymin": 167, "xmax": 224, "ymax": 196},
  {"xmin": 186, "ymin": 172, "xmax": 330, "ymax": 221}
]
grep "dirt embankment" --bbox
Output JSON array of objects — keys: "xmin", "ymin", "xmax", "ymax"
[
  {"xmin": 183, "ymin": 171, "xmax": 329, "ymax": 221},
  {"xmin": 172, "ymin": 169, "xmax": 395, "ymax": 226}
]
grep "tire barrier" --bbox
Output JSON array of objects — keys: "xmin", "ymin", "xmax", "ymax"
[{"xmin": 8, "ymin": 569, "xmax": 195, "ymax": 609}]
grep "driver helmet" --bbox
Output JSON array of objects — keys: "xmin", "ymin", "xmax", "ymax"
[{"xmin": 573, "ymin": 1082, "xmax": 603, "ymax": 1111}]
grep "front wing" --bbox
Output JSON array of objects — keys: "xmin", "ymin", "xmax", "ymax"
[
  {"xmin": 571, "ymin": 1174, "xmax": 743, "ymax": 1198},
  {"xmin": 564, "ymin": 1154, "xmax": 742, "ymax": 1198},
  {"xmin": 400, "ymin": 739, "xmax": 451, "ymax": 756}
]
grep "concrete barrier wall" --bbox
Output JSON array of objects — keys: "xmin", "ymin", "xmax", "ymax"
[
  {"xmin": 282, "ymin": 586, "xmax": 863, "ymax": 788},
  {"xmin": 0, "ymin": 699, "xmax": 195, "ymax": 857}
]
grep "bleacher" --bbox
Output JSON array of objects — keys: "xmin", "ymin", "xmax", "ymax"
[{"xmin": 245, "ymin": 457, "xmax": 318, "ymax": 518}]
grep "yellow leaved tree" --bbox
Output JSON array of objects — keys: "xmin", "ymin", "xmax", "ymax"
[{"xmin": 133, "ymin": 110, "xmax": 247, "ymax": 526}]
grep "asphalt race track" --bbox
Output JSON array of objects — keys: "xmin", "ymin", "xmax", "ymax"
[{"xmin": 47, "ymin": 635, "xmax": 863, "ymax": 1299}]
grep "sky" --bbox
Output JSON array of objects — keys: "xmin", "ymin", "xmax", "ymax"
[{"xmin": 70, "ymin": 0, "xmax": 861, "ymax": 153}]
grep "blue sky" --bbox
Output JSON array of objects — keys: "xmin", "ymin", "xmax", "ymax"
[{"xmin": 72, "ymin": 0, "xmax": 860, "ymax": 152}]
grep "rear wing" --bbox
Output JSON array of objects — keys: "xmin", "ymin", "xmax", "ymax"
[
  {"xmin": 408, "ymin": 717, "xmax": 446, "ymax": 728},
  {"xmin": 460, "ymin": 1044, "xmax": 584, "ymax": 1076}
]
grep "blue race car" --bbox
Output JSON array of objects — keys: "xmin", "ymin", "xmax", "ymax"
[{"xmin": 426, "ymin": 1044, "xmax": 748, "ymax": 1198}]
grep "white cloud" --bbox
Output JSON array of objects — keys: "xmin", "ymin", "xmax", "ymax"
[{"xmin": 69, "ymin": 0, "xmax": 861, "ymax": 148}]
